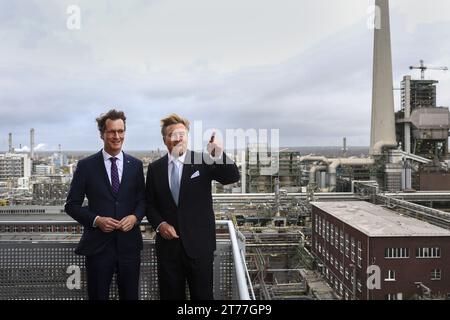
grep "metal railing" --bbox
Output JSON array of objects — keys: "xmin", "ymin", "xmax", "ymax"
[
  {"xmin": 0, "ymin": 220, "xmax": 253, "ymax": 300},
  {"xmin": 376, "ymin": 194, "xmax": 450, "ymax": 230}
]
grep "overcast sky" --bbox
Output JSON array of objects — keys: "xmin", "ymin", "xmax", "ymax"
[{"xmin": 1, "ymin": 0, "xmax": 450, "ymax": 151}]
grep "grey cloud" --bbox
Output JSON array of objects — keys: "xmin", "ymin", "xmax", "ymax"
[{"xmin": 1, "ymin": 1, "xmax": 449, "ymax": 151}]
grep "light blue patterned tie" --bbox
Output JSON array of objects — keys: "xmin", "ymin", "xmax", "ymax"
[{"xmin": 170, "ymin": 161, "xmax": 180, "ymax": 205}]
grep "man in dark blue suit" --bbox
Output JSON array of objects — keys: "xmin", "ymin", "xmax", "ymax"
[
  {"xmin": 65, "ymin": 109, "xmax": 146, "ymax": 300},
  {"xmin": 145, "ymin": 114, "xmax": 240, "ymax": 300}
]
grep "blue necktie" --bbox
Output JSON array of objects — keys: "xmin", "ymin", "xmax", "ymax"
[
  {"xmin": 170, "ymin": 161, "xmax": 180, "ymax": 205},
  {"xmin": 110, "ymin": 157, "xmax": 120, "ymax": 194}
]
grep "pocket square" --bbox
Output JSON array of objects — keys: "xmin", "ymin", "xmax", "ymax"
[{"xmin": 190, "ymin": 170, "xmax": 200, "ymax": 179}]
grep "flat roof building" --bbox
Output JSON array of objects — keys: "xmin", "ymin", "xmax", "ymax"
[{"xmin": 311, "ymin": 201, "xmax": 450, "ymax": 300}]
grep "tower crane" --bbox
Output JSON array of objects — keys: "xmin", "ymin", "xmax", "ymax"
[{"xmin": 409, "ymin": 59, "xmax": 448, "ymax": 80}]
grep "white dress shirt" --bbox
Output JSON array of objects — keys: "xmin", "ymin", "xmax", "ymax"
[{"xmin": 102, "ymin": 149, "xmax": 123, "ymax": 184}]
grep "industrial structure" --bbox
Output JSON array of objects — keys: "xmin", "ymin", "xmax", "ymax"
[
  {"xmin": 394, "ymin": 62, "xmax": 450, "ymax": 191},
  {"xmin": 287, "ymin": 0, "xmax": 450, "ymax": 194},
  {"xmin": 243, "ymin": 145, "xmax": 301, "ymax": 194},
  {"xmin": 0, "ymin": 153, "xmax": 31, "ymax": 182}
]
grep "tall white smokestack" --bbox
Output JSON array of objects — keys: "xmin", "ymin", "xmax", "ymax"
[
  {"xmin": 8, "ymin": 133, "xmax": 13, "ymax": 153},
  {"xmin": 30, "ymin": 128, "xmax": 35, "ymax": 160},
  {"xmin": 370, "ymin": 0, "xmax": 397, "ymax": 156}
]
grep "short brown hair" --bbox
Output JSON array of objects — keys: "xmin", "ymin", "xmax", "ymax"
[
  {"xmin": 160, "ymin": 113, "xmax": 190, "ymax": 136},
  {"xmin": 96, "ymin": 109, "xmax": 126, "ymax": 134}
]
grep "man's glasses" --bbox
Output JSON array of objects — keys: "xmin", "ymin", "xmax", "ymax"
[{"xmin": 105, "ymin": 129, "xmax": 125, "ymax": 136}]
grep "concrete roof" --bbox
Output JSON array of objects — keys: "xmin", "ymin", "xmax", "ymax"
[{"xmin": 311, "ymin": 201, "xmax": 450, "ymax": 237}]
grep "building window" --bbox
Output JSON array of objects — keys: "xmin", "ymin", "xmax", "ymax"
[
  {"xmin": 323, "ymin": 219, "xmax": 326, "ymax": 239},
  {"xmin": 345, "ymin": 269, "xmax": 349, "ymax": 280},
  {"xmin": 340, "ymin": 231, "xmax": 344, "ymax": 253},
  {"xmin": 315, "ymin": 215, "xmax": 319, "ymax": 233},
  {"xmin": 335, "ymin": 229, "xmax": 339, "ymax": 249},
  {"xmin": 330, "ymin": 225, "xmax": 334, "ymax": 245},
  {"xmin": 340, "ymin": 265, "xmax": 344, "ymax": 275},
  {"xmin": 357, "ymin": 241, "xmax": 362, "ymax": 268},
  {"xmin": 326, "ymin": 221, "xmax": 330, "ymax": 242},
  {"xmin": 345, "ymin": 234, "xmax": 349, "ymax": 257},
  {"xmin": 326, "ymin": 251, "xmax": 329, "ymax": 261},
  {"xmin": 357, "ymin": 280, "xmax": 362, "ymax": 293},
  {"xmin": 335, "ymin": 260, "xmax": 339, "ymax": 270},
  {"xmin": 386, "ymin": 292, "xmax": 403, "ymax": 300},
  {"xmin": 385, "ymin": 270, "xmax": 396, "ymax": 281},
  {"xmin": 318, "ymin": 217, "xmax": 322, "ymax": 236},
  {"xmin": 319, "ymin": 244, "xmax": 322, "ymax": 254},
  {"xmin": 431, "ymin": 269, "xmax": 442, "ymax": 281},
  {"xmin": 387, "ymin": 293, "xmax": 398, "ymax": 300},
  {"xmin": 384, "ymin": 248, "xmax": 409, "ymax": 259},
  {"xmin": 331, "ymin": 256, "xmax": 334, "ymax": 266},
  {"xmin": 351, "ymin": 237, "xmax": 355, "ymax": 262},
  {"xmin": 416, "ymin": 247, "xmax": 441, "ymax": 258},
  {"xmin": 322, "ymin": 219, "xmax": 326, "ymax": 239}
]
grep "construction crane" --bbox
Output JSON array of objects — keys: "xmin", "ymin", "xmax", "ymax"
[{"xmin": 410, "ymin": 59, "xmax": 448, "ymax": 80}]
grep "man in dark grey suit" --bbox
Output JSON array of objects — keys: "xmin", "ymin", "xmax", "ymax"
[
  {"xmin": 65, "ymin": 109, "xmax": 146, "ymax": 300},
  {"xmin": 145, "ymin": 114, "xmax": 240, "ymax": 300}
]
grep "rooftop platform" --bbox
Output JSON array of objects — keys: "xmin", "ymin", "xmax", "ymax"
[{"xmin": 0, "ymin": 220, "xmax": 253, "ymax": 300}]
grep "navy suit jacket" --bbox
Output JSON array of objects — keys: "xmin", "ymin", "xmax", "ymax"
[
  {"xmin": 145, "ymin": 151, "xmax": 240, "ymax": 259},
  {"xmin": 65, "ymin": 150, "xmax": 146, "ymax": 256}
]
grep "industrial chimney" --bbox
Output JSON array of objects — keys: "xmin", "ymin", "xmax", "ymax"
[
  {"xmin": 8, "ymin": 133, "xmax": 13, "ymax": 153},
  {"xmin": 30, "ymin": 128, "xmax": 35, "ymax": 160},
  {"xmin": 369, "ymin": 0, "xmax": 397, "ymax": 155}
]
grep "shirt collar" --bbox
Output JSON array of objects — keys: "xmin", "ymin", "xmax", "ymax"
[
  {"xmin": 102, "ymin": 149, "xmax": 123, "ymax": 162},
  {"xmin": 168, "ymin": 150, "xmax": 187, "ymax": 165}
]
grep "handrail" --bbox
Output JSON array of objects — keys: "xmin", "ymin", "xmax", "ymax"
[{"xmin": 216, "ymin": 220, "xmax": 252, "ymax": 300}]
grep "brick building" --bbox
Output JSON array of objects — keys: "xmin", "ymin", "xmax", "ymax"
[{"xmin": 311, "ymin": 201, "xmax": 450, "ymax": 300}]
